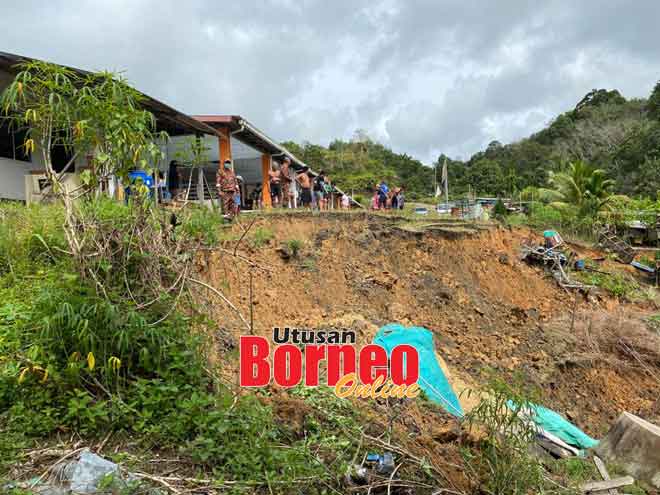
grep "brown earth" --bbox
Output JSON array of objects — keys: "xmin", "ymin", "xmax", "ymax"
[{"xmin": 198, "ymin": 213, "xmax": 660, "ymax": 440}]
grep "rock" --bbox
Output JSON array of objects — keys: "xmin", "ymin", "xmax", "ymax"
[
  {"xmin": 595, "ymin": 412, "xmax": 660, "ymax": 488},
  {"xmin": 68, "ymin": 450, "xmax": 121, "ymax": 493}
]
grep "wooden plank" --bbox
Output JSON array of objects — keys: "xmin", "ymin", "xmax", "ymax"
[
  {"xmin": 582, "ymin": 476, "xmax": 634, "ymax": 493},
  {"xmin": 593, "ymin": 456, "xmax": 618, "ymax": 495}
]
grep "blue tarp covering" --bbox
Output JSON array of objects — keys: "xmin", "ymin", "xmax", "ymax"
[
  {"xmin": 507, "ymin": 400, "xmax": 599, "ymax": 450},
  {"xmin": 374, "ymin": 323, "xmax": 464, "ymax": 417}
]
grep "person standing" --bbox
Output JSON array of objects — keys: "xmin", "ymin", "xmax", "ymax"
[
  {"xmin": 269, "ymin": 162, "xmax": 282, "ymax": 207},
  {"xmin": 313, "ymin": 171, "xmax": 326, "ymax": 211},
  {"xmin": 216, "ymin": 159, "xmax": 239, "ymax": 220},
  {"xmin": 251, "ymin": 183, "xmax": 263, "ymax": 210},
  {"xmin": 341, "ymin": 193, "xmax": 350, "ymax": 209},
  {"xmin": 297, "ymin": 166, "xmax": 312, "ymax": 209},
  {"xmin": 391, "ymin": 187, "xmax": 399, "ymax": 210},
  {"xmin": 378, "ymin": 181, "xmax": 389, "ymax": 209},
  {"xmin": 280, "ymin": 157, "xmax": 293, "ymax": 208},
  {"xmin": 234, "ymin": 175, "xmax": 244, "ymax": 213},
  {"xmin": 288, "ymin": 164, "xmax": 298, "ymax": 208},
  {"xmin": 323, "ymin": 175, "xmax": 333, "ymax": 209},
  {"xmin": 167, "ymin": 160, "xmax": 182, "ymax": 200}
]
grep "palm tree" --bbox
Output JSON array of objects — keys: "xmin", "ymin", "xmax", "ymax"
[{"xmin": 542, "ymin": 160, "xmax": 615, "ymax": 216}]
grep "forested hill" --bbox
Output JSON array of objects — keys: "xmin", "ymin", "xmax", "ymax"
[
  {"xmin": 283, "ymin": 81, "xmax": 660, "ymax": 200},
  {"xmin": 447, "ymin": 84, "xmax": 660, "ymax": 198}
]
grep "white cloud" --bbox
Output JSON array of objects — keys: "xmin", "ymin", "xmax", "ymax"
[{"xmin": 1, "ymin": 0, "xmax": 659, "ymax": 164}]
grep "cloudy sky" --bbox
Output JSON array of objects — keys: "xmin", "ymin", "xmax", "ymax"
[{"xmin": 2, "ymin": 0, "xmax": 659, "ymax": 163}]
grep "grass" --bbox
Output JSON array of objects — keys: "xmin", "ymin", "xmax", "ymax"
[
  {"xmin": 286, "ymin": 238, "xmax": 302, "ymax": 257},
  {"xmin": 575, "ymin": 263, "xmax": 650, "ymax": 300},
  {"xmin": 0, "ymin": 202, "xmax": 348, "ymax": 492},
  {"xmin": 250, "ymin": 226, "xmax": 274, "ymax": 247}
]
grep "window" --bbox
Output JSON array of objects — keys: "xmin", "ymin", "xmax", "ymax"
[{"xmin": 0, "ymin": 120, "xmax": 30, "ymax": 162}]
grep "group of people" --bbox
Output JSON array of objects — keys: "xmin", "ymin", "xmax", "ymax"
[
  {"xmin": 371, "ymin": 181, "xmax": 404, "ymax": 210},
  {"xmin": 168, "ymin": 157, "xmax": 353, "ymax": 220},
  {"xmin": 268, "ymin": 158, "xmax": 348, "ymax": 211},
  {"xmin": 214, "ymin": 157, "xmax": 352, "ymax": 219}
]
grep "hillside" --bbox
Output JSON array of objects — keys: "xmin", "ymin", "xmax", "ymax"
[
  {"xmin": 4, "ymin": 207, "xmax": 660, "ymax": 494},
  {"xmin": 283, "ymin": 82, "xmax": 660, "ymax": 200},
  {"xmin": 449, "ymin": 87, "xmax": 658, "ymax": 198}
]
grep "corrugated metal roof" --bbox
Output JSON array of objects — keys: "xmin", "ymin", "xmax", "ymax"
[{"xmin": 0, "ymin": 51, "xmax": 217, "ymax": 137}]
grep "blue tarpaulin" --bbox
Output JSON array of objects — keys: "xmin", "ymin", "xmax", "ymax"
[
  {"xmin": 507, "ymin": 400, "xmax": 599, "ymax": 450},
  {"xmin": 374, "ymin": 323, "xmax": 464, "ymax": 417}
]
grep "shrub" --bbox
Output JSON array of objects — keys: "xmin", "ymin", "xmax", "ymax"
[
  {"xmin": 251, "ymin": 226, "xmax": 274, "ymax": 247},
  {"xmin": 179, "ymin": 205, "xmax": 224, "ymax": 246},
  {"xmin": 463, "ymin": 375, "xmax": 546, "ymax": 495},
  {"xmin": 352, "ymin": 194, "xmax": 366, "ymax": 206},
  {"xmin": 493, "ymin": 199, "xmax": 508, "ymax": 218},
  {"xmin": 286, "ymin": 238, "xmax": 302, "ymax": 257},
  {"xmin": 0, "ymin": 202, "xmax": 336, "ymax": 490}
]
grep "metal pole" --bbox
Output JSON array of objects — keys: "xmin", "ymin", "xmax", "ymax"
[
  {"xmin": 444, "ymin": 158, "xmax": 449, "ymax": 205},
  {"xmin": 249, "ymin": 269, "xmax": 254, "ymax": 335}
]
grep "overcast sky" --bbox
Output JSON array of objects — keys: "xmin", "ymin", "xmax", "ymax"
[{"xmin": 2, "ymin": 0, "xmax": 660, "ymax": 163}]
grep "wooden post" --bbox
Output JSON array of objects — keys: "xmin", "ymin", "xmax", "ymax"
[
  {"xmin": 218, "ymin": 127, "xmax": 232, "ymax": 169},
  {"xmin": 261, "ymin": 154, "xmax": 272, "ymax": 208}
]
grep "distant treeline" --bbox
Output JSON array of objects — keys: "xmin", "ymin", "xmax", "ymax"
[{"xmin": 283, "ymin": 81, "xmax": 660, "ymax": 200}]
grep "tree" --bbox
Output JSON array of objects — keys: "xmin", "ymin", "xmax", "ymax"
[
  {"xmin": 542, "ymin": 160, "xmax": 615, "ymax": 217},
  {"xmin": 466, "ymin": 158, "xmax": 506, "ymax": 196},
  {"xmin": 635, "ymin": 156, "xmax": 660, "ymax": 198},
  {"xmin": 647, "ymin": 81, "xmax": 660, "ymax": 121},
  {"xmin": 1, "ymin": 60, "xmax": 165, "ymax": 258}
]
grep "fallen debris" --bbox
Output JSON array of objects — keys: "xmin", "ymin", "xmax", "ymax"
[
  {"xmin": 598, "ymin": 228, "xmax": 636, "ymax": 264},
  {"xmin": 595, "ymin": 412, "xmax": 660, "ymax": 489},
  {"xmin": 14, "ymin": 449, "xmax": 140, "ymax": 495},
  {"xmin": 510, "ymin": 401, "xmax": 599, "ymax": 456},
  {"xmin": 581, "ymin": 476, "xmax": 634, "ymax": 493},
  {"xmin": 520, "ymin": 231, "xmax": 593, "ymax": 291},
  {"xmin": 593, "ymin": 456, "xmax": 619, "ymax": 495},
  {"xmin": 374, "ymin": 323, "xmax": 463, "ymax": 417}
]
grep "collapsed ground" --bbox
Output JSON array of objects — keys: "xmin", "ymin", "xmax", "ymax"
[
  {"xmin": 206, "ymin": 213, "xmax": 660, "ymax": 438},
  {"xmin": 2, "ymin": 207, "xmax": 660, "ymax": 494}
]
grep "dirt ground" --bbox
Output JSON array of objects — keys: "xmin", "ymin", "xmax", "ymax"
[{"xmin": 198, "ymin": 213, "xmax": 660, "ymax": 440}]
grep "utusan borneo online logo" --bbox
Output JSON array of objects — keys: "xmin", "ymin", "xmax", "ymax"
[{"xmin": 240, "ymin": 327, "xmax": 420, "ymax": 399}]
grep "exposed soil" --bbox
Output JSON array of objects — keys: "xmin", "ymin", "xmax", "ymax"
[{"xmin": 200, "ymin": 213, "xmax": 660, "ymax": 440}]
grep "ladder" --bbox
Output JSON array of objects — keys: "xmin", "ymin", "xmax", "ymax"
[{"xmin": 598, "ymin": 227, "xmax": 635, "ymax": 264}]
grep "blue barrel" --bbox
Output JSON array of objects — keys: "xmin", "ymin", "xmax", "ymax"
[{"xmin": 128, "ymin": 171, "xmax": 154, "ymax": 188}]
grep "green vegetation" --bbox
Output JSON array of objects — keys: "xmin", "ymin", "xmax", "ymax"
[
  {"xmin": 1, "ymin": 60, "xmax": 166, "ymax": 259},
  {"xmin": 463, "ymin": 377, "xmax": 546, "ymax": 495},
  {"xmin": 493, "ymin": 198, "xmax": 507, "ymax": 219},
  {"xmin": 286, "ymin": 238, "xmax": 302, "ymax": 257},
  {"xmin": 464, "ymin": 375, "xmax": 604, "ymax": 495},
  {"xmin": 282, "ymin": 132, "xmax": 435, "ymax": 200},
  {"xmin": 251, "ymin": 226, "xmax": 274, "ymax": 247},
  {"xmin": 283, "ymin": 83, "xmax": 660, "ymax": 220},
  {"xmin": 541, "ymin": 160, "xmax": 616, "ymax": 217},
  {"xmin": 576, "ymin": 268, "xmax": 642, "ymax": 299},
  {"xmin": 0, "ymin": 203, "xmax": 343, "ymax": 491}
]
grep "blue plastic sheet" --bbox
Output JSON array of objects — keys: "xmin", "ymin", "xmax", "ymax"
[
  {"xmin": 374, "ymin": 323, "xmax": 464, "ymax": 417},
  {"xmin": 507, "ymin": 400, "xmax": 599, "ymax": 450}
]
